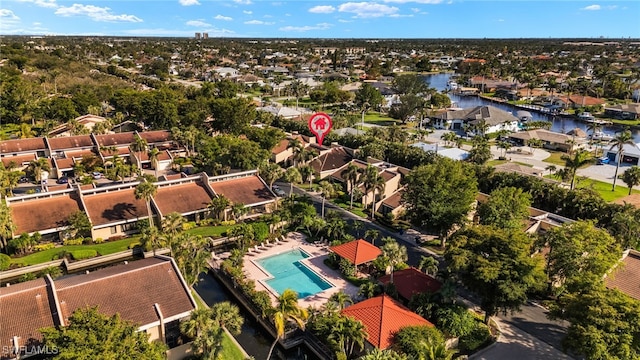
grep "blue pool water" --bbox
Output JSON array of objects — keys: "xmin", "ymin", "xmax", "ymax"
[{"xmin": 256, "ymin": 248, "xmax": 333, "ymax": 299}]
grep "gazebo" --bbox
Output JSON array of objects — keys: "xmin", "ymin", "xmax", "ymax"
[{"xmin": 330, "ymin": 239, "xmax": 382, "ymax": 273}]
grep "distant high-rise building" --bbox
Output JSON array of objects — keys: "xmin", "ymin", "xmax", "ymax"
[
  {"xmin": 203, "ymin": 33, "xmax": 209, "ymax": 39},
  {"xmin": 195, "ymin": 32, "xmax": 201, "ymax": 40}
]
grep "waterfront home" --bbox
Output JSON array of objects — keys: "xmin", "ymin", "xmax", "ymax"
[
  {"xmin": 0, "ymin": 257, "xmax": 197, "ymax": 359},
  {"xmin": 604, "ymin": 103, "xmax": 640, "ymax": 120},
  {"xmin": 508, "ymin": 129, "xmax": 583, "ymax": 153},
  {"xmin": 605, "ymin": 142, "xmax": 640, "ymax": 166},
  {"xmin": 431, "ymin": 106, "xmax": 520, "ymax": 134},
  {"xmin": 550, "ymin": 95, "xmax": 605, "ymax": 110}
]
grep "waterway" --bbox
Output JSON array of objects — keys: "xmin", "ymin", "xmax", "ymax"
[
  {"xmin": 423, "ymin": 73, "xmax": 640, "ymax": 142},
  {"xmin": 194, "ymin": 271, "xmax": 319, "ymax": 360}
]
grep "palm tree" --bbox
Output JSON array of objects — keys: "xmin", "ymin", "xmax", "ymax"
[
  {"xmin": 209, "ymin": 301, "xmax": 244, "ymax": 336},
  {"xmin": 351, "ymin": 220, "xmax": 364, "ymax": 237},
  {"xmin": 381, "ymin": 239, "xmax": 408, "ymax": 284},
  {"xmin": 208, "ymin": 195, "xmax": 230, "ymax": 221},
  {"xmin": 587, "ymin": 122, "xmax": 602, "ymax": 155},
  {"xmin": 140, "ymin": 226, "xmax": 165, "ymax": 256},
  {"xmin": 27, "ymin": 158, "xmax": 51, "ymax": 190},
  {"xmin": 260, "ymin": 163, "xmax": 284, "ymax": 190},
  {"xmin": 287, "ymin": 138, "xmax": 303, "ymax": 167},
  {"xmin": 362, "ymin": 166, "xmax": 385, "ymax": 220},
  {"xmin": 364, "ymin": 229, "xmax": 380, "ymax": 246},
  {"xmin": 527, "ymin": 138, "xmax": 543, "ymax": 154},
  {"xmin": 610, "ymin": 130, "xmax": 635, "ymax": 191},
  {"xmin": 162, "ymin": 212, "xmax": 185, "ymax": 237},
  {"xmin": 148, "ymin": 147, "xmax": 160, "ymax": 178},
  {"xmin": 562, "ymin": 149, "xmax": 591, "ymax": 190},
  {"xmin": 545, "ymin": 165, "xmax": 557, "ymax": 176},
  {"xmin": 283, "ymin": 167, "xmax": 302, "ymax": 197},
  {"xmin": 0, "ymin": 201, "xmax": 16, "ymax": 251},
  {"xmin": 418, "ymin": 256, "xmax": 439, "ymax": 276},
  {"xmin": 358, "ymin": 281, "xmax": 380, "ymax": 300},
  {"xmin": 497, "ymin": 140, "xmax": 512, "ymax": 158},
  {"xmin": 299, "ymin": 164, "xmax": 314, "ymax": 187},
  {"xmin": 180, "ymin": 307, "xmax": 213, "ymax": 338},
  {"xmin": 621, "ymin": 166, "xmax": 640, "ymax": 195},
  {"xmin": 231, "ymin": 203, "xmax": 248, "ymax": 222},
  {"xmin": 266, "ymin": 289, "xmax": 308, "ymax": 360},
  {"xmin": 319, "ymin": 180, "xmax": 335, "ymax": 218},
  {"xmin": 134, "ymin": 180, "xmax": 158, "ymax": 228},
  {"xmin": 329, "ymin": 290, "xmax": 353, "ymax": 310},
  {"xmin": 342, "ymin": 163, "xmax": 362, "ymax": 209},
  {"xmin": 329, "ymin": 316, "xmax": 367, "ymax": 358}
]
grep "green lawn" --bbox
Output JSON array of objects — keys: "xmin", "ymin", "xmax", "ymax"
[
  {"xmin": 219, "ymin": 331, "xmax": 246, "ymax": 360},
  {"xmin": 487, "ymin": 159, "xmax": 508, "ymax": 167},
  {"xmin": 364, "ymin": 112, "xmax": 399, "ymax": 126},
  {"xmin": 574, "ymin": 178, "xmax": 640, "ymax": 202},
  {"xmin": 542, "ymin": 151, "xmax": 569, "ymax": 166},
  {"xmin": 11, "ymin": 238, "xmax": 138, "ymax": 266},
  {"xmin": 332, "ymin": 198, "xmax": 368, "ymax": 218},
  {"xmin": 191, "ymin": 289, "xmax": 207, "ymax": 309},
  {"xmin": 185, "ymin": 225, "xmax": 233, "ymax": 238}
]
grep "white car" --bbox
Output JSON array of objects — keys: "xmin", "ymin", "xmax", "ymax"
[{"xmin": 92, "ymin": 172, "xmax": 103, "ymax": 179}]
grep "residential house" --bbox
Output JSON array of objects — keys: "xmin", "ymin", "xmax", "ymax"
[
  {"xmin": 378, "ymin": 189, "xmax": 405, "ymax": 218},
  {"xmin": 379, "ymin": 267, "xmax": 442, "ymax": 302},
  {"xmin": 209, "ymin": 172, "xmax": 277, "ymax": 218},
  {"xmin": 431, "ymin": 106, "xmax": 520, "ymax": 134},
  {"xmin": 46, "ymin": 135, "xmax": 96, "ymax": 178},
  {"xmin": 605, "ymin": 142, "xmax": 640, "ymax": 166},
  {"xmin": 0, "ymin": 138, "xmax": 48, "ymax": 161},
  {"xmin": 0, "ymin": 257, "xmax": 196, "ymax": 359},
  {"xmin": 93, "ymin": 132, "xmax": 136, "ymax": 164},
  {"xmin": 604, "ymin": 103, "xmax": 640, "ymax": 120},
  {"xmin": 341, "ymin": 295, "xmax": 434, "ymax": 351},
  {"xmin": 329, "ymin": 159, "xmax": 402, "ymax": 210},
  {"xmin": 509, "ymin": 129, "xmax": 583, "ymax": 153},
  {"xmin": 153, "ymin": 175, "xmax": 214, "ymax": 222},
  {"xmin": 411, "ymin": 142, "xmax": 469, "ymax": 161},
  {"xmin": 257, "ymin": 106, "xmax": 302, "ymax": 120},
  {"xmin": 310, "ymin": 147, "xmax": 354, "ymax": 179},
  {"xmin": 605, "ymin": 249, "xmax": 640, "ymax": 301},
  {"xmin": 47, "ymin": 115, "xmax": 108, "ymax": 137},
  {"xmin": 270, "ymin": 133, "xmax": 317, "ymax": 165},
  {"xmin": 550, "ymin": 95, "xmax": 606, "ymax": 110}
]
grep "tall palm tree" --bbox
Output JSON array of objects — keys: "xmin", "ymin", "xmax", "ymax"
[
  {"xmin": 180, "ymin": 307, "xmax": 213, "ymax": 339},
  {"xmin": 162, "ymin": 212, "xmax": 185, "ymax": 237},
  {"xmin": 298, "ymin": 164, "xmax": 314, "ymax": 187},
  {"xmin": 342, "ymin": 163, "xmax": 362, "ymax": 209},
  {"xmin": 283, "ymin": 167, "xmax": 302, "ymax": 197},
  {"xmin": 418, "ymin": 256, "xmax": 439, "ymax": 276},
  {"xmin": 266, "ymin": 289, "xmax": 308, "ymax": 360},
  {"xmin": 208, "ymin": 195, "xmax": 230, "ymax": 221},
  {"xmin": 329, "ymin": 290, "xmax": 353, "ymax": 310},
  {"xmin": 287, "ymin": 138, "xmax": 303, "ymax": 167},
  {"xmin": 364, "ymin": 229, "xmax": 380, "ymax": 246},
  {"xmin": 319, "ymin": 180, "xmax": 335, "ymax": 218},
  {"xmin": 134, "ymin": 179, "xmax": 158, "ymax": 228},
  {"xmin": 562, "ymin": 149, "xmax": 591, "ymax": 190},
  {"xmin": 586, "ymin": 122, "xmax": 602, "ymax": 155},
  {"xmin": 381, "ymin": 240, "xmax": 408, "ymax": 284},
  {"xmin": 131, "ymin": 136, "xmax": 148, "ymax": 165},
  {"xmin": 362, "ymin": 166, "xmax": 385, "ymax": 220},
  {"xmin": 260, "ymin": 163, "xmax": 284, "ymax": 190},
  {"xmin": 140, "ymin": 226, "xmax": 165, "ymax": 256},
  {"xmin": 610, "ymin": 130, "xmax": 635, "ymax": 191},
  {"xmin": 358, "ymin": 281, "xmax": 380, "ymax": 300},
  {"xmin": 0, "ymin": 201, "xmax": 16, "ymax": 251},
  {"xmin": 28, "ymin": 158, "xmax": 51, "ymax": 187},
  {"xmin": 148, "ymin": 147, "xmax": 160, "ymax": 178},
  {"xmin": 209, "ymin": 301, "xmax": 244, "ymax": 336}
]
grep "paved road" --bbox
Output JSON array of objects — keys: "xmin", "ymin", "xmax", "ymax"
[{"xmin": 277, "ymin": 181, "xmax": 574, "ymax": 359}]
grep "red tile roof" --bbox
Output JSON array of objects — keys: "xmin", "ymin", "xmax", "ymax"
[
  {"xmin": 606, "ymin": 250, "xmax": 640, "ymax": 301},
  {"xmin": 10, "ymin": 193, "xmax": 83, "ymax": 234},
  {"xmin": 54, "ymin": 157, "xmax": 76, "ymax": 170},
  {"xmin": 55, "ymin": 257, "xmax": 195, "ymax": 327},
  {"xmin": 83, "ymin": 188, "xmax": 148, "ymax": 226},
  {"xmin": 154, "ymin": 182, "xmax": 212, "ymax": 215},
  {"xmin": 47, "ymin": 135, "xmax": 94, "ymax": 150},
  {"xmin": 94, "ymin": 132, "xmax": 136, "ymax": 147},
  {"xmin": 341, "ymin": 295, "xmax": 433, "ymax": 349},
  {"xmin": 0, "ymin": 138, "xmax": 47, "ymax": 155},
  {"xmin": 137, "ymin": 130, "xmax": 171, "ymax": 144},
  {"xmin": 379, "ymin": 268, "xmax": 442, "ymax": 300},
  {"xmin": 1, "ymin": 154, "xmax": 36, "ymax": 168},
  {"xmin": 0, "ymin": 278, "xmax": 58, "ymax": 354},
  {"xmin": 310, "ymin": 147, "xmax": 352, "ymax": 174},
  {"xmin": 381, "ymin": 190, "xmax": 404, "ymax": 210},
  {"xmin": 210, "ymin": 175, "xmax": 275, "ymax": 205},
  {"xmin": 330, "ymin": 239, "xmax": 382, "ymax": 265}
]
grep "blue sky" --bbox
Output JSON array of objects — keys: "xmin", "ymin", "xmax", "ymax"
[{"xmin": 1, "ymin": 1, "xmax": 639, "ymax": 38}]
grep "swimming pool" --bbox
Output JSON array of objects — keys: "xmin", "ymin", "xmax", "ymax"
[{"xmin": 256, "ymin": 248, "xmax": 333, "ymax": 299}]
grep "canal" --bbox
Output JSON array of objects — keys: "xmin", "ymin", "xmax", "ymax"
[
  {"xmin": 193, "ymin": 271, "xmax": 320, "ymax": 360},
  {"xmin": 423, "ymin": 73, "xmax": 640, "ymax": 142}
]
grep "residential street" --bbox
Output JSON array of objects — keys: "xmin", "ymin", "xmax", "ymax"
[{"xmin": 278, "ymin": 182, "xmax": 574, "ymax": 360}]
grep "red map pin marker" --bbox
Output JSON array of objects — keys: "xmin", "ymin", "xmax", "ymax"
[{"xmin": 308, "ymin": 112, "xmax": 333, "ymax": 146}]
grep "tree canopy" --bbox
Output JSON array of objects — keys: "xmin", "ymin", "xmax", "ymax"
[{"xmin": 477, "ymin": 186, "xmax": 532, "ymax": 230}]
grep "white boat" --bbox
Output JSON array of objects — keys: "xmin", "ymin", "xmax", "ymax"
[
  {"xmin": 446, "ymin": 81, "xmax": 458, "ymax": 91},
  {"xmin": 578, "ymin": 112, "xmax": 595, "ymax": 121},
  {"xmin": 589, "ymin": 131, "xmax": 614, "ymax": 142}
]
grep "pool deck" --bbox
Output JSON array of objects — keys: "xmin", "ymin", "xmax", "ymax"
[{"xmin": 242, "ymin": 232, "xmax": 359, "ymax": 310}]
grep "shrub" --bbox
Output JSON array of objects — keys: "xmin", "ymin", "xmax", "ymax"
[
  {"xmin": 459, "ymin": 323, "xmax": 492, "ymax": 352},
  {"xmin": 220, "ymin": 220, "xmax": 236, "ymax": 226},
  {"xmin": 70, "ymin": 249, "xmax": 97, "ymax": 260},
  {"xmin": 34, "ymin": 243, "xmax": 56, "ymax": 252},
  {"xmin": 436, "ymin": 304, "xmax": 477, "ymax": 338},
  {"xmin": 394, "ymin": 325, "xmax": 446, "ymax": 359},
  {"xmin": 339, "ymin": 258, "xmax": 355, "ymax": 277},
  {"xmin": 94, "ymin": 238, "xmax": 104, "ymax": 244},
  {"xmin": 251, "ymin": 290, "xmax": 273, "ymax": 318},
  {"xmin": 251, "ymin": 222, "xmax": 269, "ymax": 242},
  {"xmin": 63, "ymin": 238, "xmax": 84, "ymax": 246},
  {"xmin": 0, "ymin": 253, "xmax": 11, "ymax": 271},
  {"xmin": 183, "ymin": 221, "xmax": 196, "ymax": 231}
]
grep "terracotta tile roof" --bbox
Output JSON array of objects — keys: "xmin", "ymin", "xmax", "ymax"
[
  {"xmin": 330, "ymin": 160, "xmax": 368, "ymax": 182},
  {"xmin": 10, "ymin": 193, "xmax": 83, "ymax": 234},
  {"xmin": 154, "ymin": 182, "xmax": 212, "ymax": 215},
  {"xmin": 310, "ymin": 147, "xmax": 352, "ymax": 174},
  {"xmin": 379, "ymin": 268, "xmax": 442, "ymax": 300},
  {"xmin": 136, "ymin": 150, "xmax": 172, "ymax": 162},
  {"xmin": 341, "ymin": 295, "xmax": 433, "ymax": 349},
  {"xmin": 557, "ymin": 95, "xmax": 606, "ymax": 106},
  {"xmin": 94, "ymin": 132, "xmax": 136, "ymax": 147},
  {"xmin": 381, "ymin": 190, "xmax": 404, "ymax": 210},
  {"xmin": 100, "ymin": 147, "xmax": 131, "ymax": 157},
  {"xmin": 47, "ymin": 135, "xmax": 94, "ymax": 150},
  {"xmin": 271, "ymin": 139, "xmax": 290, "ymax": 155},
  {"xmin": 137, "ymin": 130, "xmax": 171, "ymax": 144},
  {"xmin": 330, "ymin": 239, "xmax": 382, "ymax": 265},
  {"xmin": 65, "ymin": 149, "xmax": 96, "ymax": 159},
  {"xmin": 606, "ymin": 250, "xmax": 640, "ymax": 301},
  {"xmin": 54, "ymin": 157, "xmax": 76, "ymax": 170},
  {"xmin": 613, "ymin": 193, "xmax": 640, "ymax": 208},
  {"xmin": 83, "ymin": 188, "xmax": 148, "ymax": 226},
  {"xmin": 0, "ymin": 278, "xmax": 58, "ymax": 355},
  {"xmin": 1, "ymin": 154, "xmax": 36, "ymax": 168},
  {"xmin": 210, "ymin": 175, "xmax": 275, "ymax": 205},
  {"xmin": 55, "ymin": 257, "xmax": 195, "ymax": 327},
  {"xmin": 0, "ymin": 138, "xmax": 47, "ymax": 155},
  {"xmin": 380, "ymin": 170, "xmax": 397, "ymax": 182}
]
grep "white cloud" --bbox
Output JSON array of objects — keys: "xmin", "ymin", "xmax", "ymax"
[
  {"xmin": 309, "ymin": 5, "xmax": 335, "ymax": 14},
  {"xmin": 338, "ymin": 19, "xmax": 353, "ymax": 23},
  {"xmin": 389, "ymin": 13, "xmax": 413, "ymax": 17},
  {"xmin": 179, "ymin": 0, "xmax": 200, "ymax": 5},
  {"xmin": 383, "ymin": 0, "xmax": 442, "ymax": 3},
  {"xmin": 17, "ymin": 0, "xmax": 58, "ymax": 9},
  {"xmin": 186, "ymin": 19, "xmax": 211, "ymax": 27},
  {"xmin": 33, "ymin": 21, "xmax": 41, "ymax": 25},
  {"xmin": 582, "ymin": 4, "xmax": 601, "ymax": 10},
  {"xmin": 243, "ymin": 10, "xmax": 252, "ymax": 14},
  {"xmin": 234, "ymin": 0, "xmax": 252, "ymax": 4},
  {"xmin": 0, "ymin": 9, "xmax": 20, "ymax": 20},
  {"xmin": 214, "ymin": 14, "xmax": 233, "ymax": 21},
  {"xmin": 497, "ymin": 18, "xmax": 504, "ymax": 22},
  {"xmin": 338, "ymin": 2, "xmax": 399, "ymax": 18},
  {"xmin": 244, "ymin": 20, "xmax": 274, "ymax": 25},
  {"xmin": 279, "ymin": 22, "xmax": 331, "ymax": 32},
  {"xmin": 55, "ymin": 4, "xmax": 143, "ymax": 22}
]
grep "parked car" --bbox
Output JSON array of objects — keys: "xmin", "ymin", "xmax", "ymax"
[
  {"xmin": 92, "ymin": 172, "xmax": 103, "ymax": 179},
  {"xmin": 272, "ymin": 186, "xmax": 286, "ymax": 197},
  {"xmin": 597, "ymin": 157, "xmax": 610, "ymax": 165},
  {"xmin": 56, "ymin": 176, "xmax": 69, "ymax": 184},
  {"xmin": 18, "ymin": 176, "xmax": 30, "ymax": 184}
]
